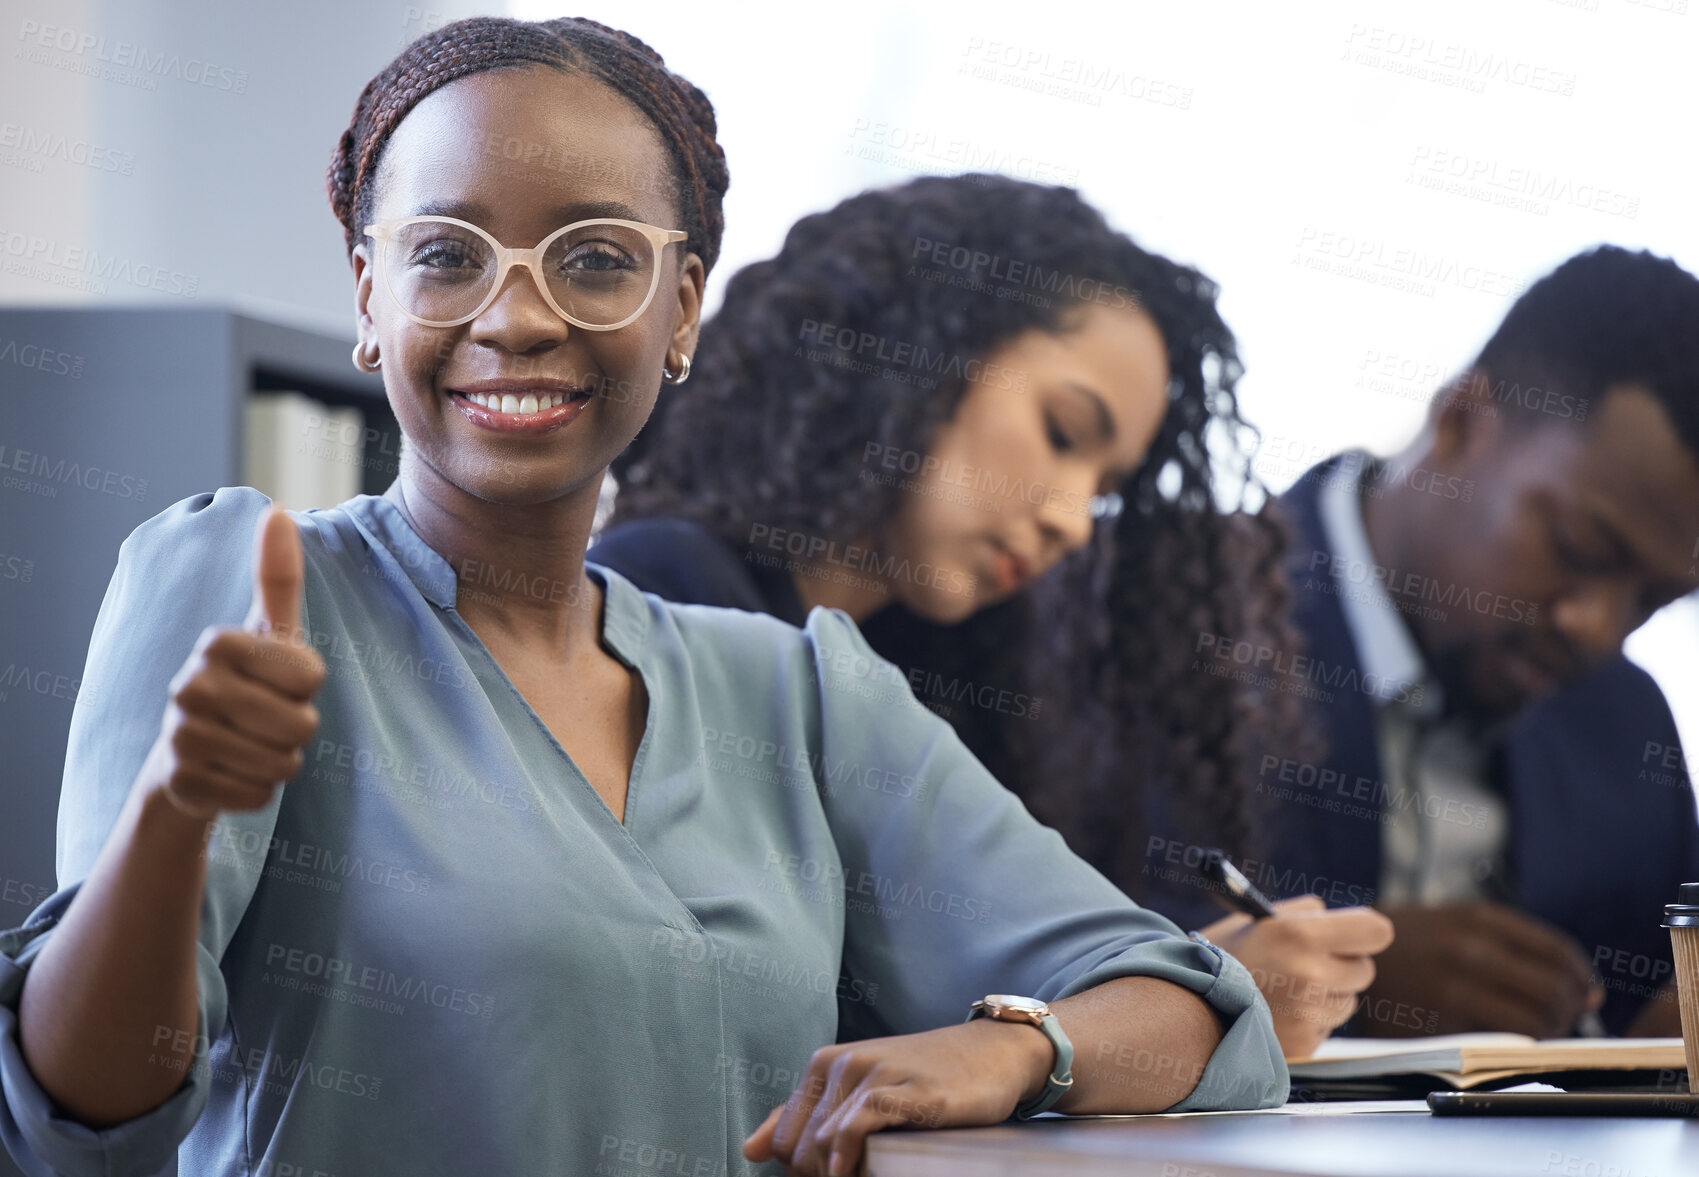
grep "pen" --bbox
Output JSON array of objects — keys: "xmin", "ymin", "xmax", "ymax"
[{"xmin": 1200, "ymin": 849, "xmax": 1279, "ymax": 919}]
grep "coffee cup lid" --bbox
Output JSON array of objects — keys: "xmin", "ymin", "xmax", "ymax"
[{"xmin": 1663, "ymin": 882, "xmax": 1699, "ymax": 927}]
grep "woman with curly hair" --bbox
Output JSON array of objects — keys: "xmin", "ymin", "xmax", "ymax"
[
  {"xmin": 0, "ymin": 18, "xmax": 1290, "ymax": 1177},
  {"xmin": 593, "ymin": 174, "xmax": 1393, "ymax": 1059}
]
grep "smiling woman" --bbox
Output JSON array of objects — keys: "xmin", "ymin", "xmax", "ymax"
[{"xmin": 0, "ymin": 17, "xmax": 1285, "ymax": 1177}]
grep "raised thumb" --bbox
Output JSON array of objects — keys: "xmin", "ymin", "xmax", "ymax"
[{"xmin": 245, "ymin": 506, "xmax": 305, "ymax": 642}]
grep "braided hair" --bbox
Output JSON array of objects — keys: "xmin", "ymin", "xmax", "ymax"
[
  {"xmin": 327, "ymin": 16, "xmax": 728, "ymax": 275},
  {"xmin": 612, "ymin": 175, "xmax": 1309, "ymax": 894}
]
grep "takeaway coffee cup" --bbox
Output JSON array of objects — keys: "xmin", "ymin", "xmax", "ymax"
[{"xmin": 1662, "ymin": 882, "xmax": 1699, "ymax": 1086}]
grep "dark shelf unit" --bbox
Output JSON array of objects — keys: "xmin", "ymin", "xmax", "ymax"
[{"xmin": 0, "ymin": 308, "xmax": 390, "ymax": 953}]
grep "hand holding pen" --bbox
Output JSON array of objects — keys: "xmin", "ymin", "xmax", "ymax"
[{"xmin": 1191, "ymin": 850, "xmax": 1396, "ymax": 1059}]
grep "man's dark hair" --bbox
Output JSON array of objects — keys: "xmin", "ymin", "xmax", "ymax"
[{"xmin": 1471, "ymin": 246, "xmax": 1699, "ymax": 454}]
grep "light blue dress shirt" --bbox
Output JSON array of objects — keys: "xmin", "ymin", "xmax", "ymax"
[
  {"xmin": 1314, "ymin": 452, "xmax": 1507, "ymax": 906},
  {"xmin": 0, "ymin": 487, "xmax": 1285, "ymax": 1177}
]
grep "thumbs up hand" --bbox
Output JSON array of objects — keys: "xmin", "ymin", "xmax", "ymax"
[
  {"xmin": 244, "ymin": 505, "xmax": 309, "ymax": 644},
  {"xmin": 142, "ymin": 507, "xmax": 328, "ymax": 824}
]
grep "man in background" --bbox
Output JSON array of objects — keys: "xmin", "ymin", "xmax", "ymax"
[{"xmin": 1248, "ymin": 246, "xmax": 1699, "ymax": 1037}]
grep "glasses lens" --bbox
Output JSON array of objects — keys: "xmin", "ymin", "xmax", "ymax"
[
  {"xmin": 384, "ymin": 220, "xmax": 497, "ymax": 323},
  {"xmin": 541, "ymin": 222, "xmax": 656, "ymax": 326}
]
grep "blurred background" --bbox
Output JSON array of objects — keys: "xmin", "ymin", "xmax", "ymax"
[{"xmin": 1, "ymin": 3, "xmax": 1696, "ymax": 1122}]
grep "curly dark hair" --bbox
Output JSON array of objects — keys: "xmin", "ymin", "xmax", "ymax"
[
  {"xmin": 611, "ymin": 174, "xmax": 1307, "ymax": 896},
  {"xmin": 326, "ymin": 15, "xmax": 728, "ymax": 275}
]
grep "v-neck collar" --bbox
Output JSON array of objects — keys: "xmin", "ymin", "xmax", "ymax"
[
  {"xmin": 340, "ymin": 493, "xmax": 652, "ymax": 668},
  {"xmin": 340, "ymin": 494, "xmax": 658, "ymax": 830}
]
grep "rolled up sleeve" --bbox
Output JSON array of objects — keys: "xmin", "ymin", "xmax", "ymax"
[
  {"xmin": 1, "ymin": 890, "xmax": 236, "ymax": 1177},
  {"xmin": 804, "ymin": 607, "xmax": 1287, "ymax": 1111}
]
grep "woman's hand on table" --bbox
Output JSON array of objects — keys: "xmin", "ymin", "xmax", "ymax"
[
  {"xmin": 1198, "ymin": 895, "xmax": 1395, "ymax": 1059},
  {"xmin": 141, "ymin": 506, "xmax": 326, "ymax": 825},
  {"xmin": 743, "ymin": 1016, "xmax": 1053, "ymax": 1177}
]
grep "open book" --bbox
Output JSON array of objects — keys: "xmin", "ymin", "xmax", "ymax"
[{"xmin": 1288, "ymin": 1035, "xmax": 1687, "ymax": 1090}]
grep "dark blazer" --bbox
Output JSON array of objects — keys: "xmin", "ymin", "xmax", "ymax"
[
  {"xmin": 590, "ymin": 517, "xmax": 808, "ymax": 626},
  {"xmin": 1260, "ymin": 456, "xmax": 1699, "ymax": 1034}
]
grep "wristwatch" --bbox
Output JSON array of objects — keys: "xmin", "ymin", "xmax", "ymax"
[{"xmin": 965, "ymin": 994, "xmax": 1075, "ymax": 1119}]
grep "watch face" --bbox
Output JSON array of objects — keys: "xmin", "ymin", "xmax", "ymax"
[{"xmin": 987, "ymin": 994, "xmax": 1046, "ymax": 1013}]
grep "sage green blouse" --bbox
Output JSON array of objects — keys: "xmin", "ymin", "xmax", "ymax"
[{"xmin": 0, "ymin": 487, "xmax": 1284, "ymax": 1177}]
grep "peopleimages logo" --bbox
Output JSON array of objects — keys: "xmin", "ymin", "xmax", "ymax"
[
  {"xmin": 1407, "ymin": 145, "xmax": 1639, "ymax": 220},
  {"xmin": 909, "ymin": 236, "xmax": 1138, "ymax": 309},
  {"xmin": 0, "ymin": 444, "xmax": 148, "ymax": 500},
  {"xmin": 0, "ymin": 123, "xmax": 135, "ymax": 174},
  {"xmin": 701, "ymin": 726, "xmax": 934, "ymax": 802},
  {"xmin": 0, "ymin": 337, "xmax": 83, "ymax": 378},
  {"xmin": 1257, "ymin": 754, "xmax": 1492, "ymax": 831},
  {"xmin": 762, "ymin": 851, "xmax": 995, "ymax": 924},
  {"xmin": 0, "ymin": 229, "xmax": 198, "ymax": 297},
  {"xmin": 262, "ymin": 943, "xmax": 495, "ymax": 1019},
  {"xmin": 1193, "ymin": 631, "xmax": 1424, "ymax": 706},
  {"xmin": 958, "ymin": 37, "xmax": 1195, "ymax": 109},
  {"xmin": 1302, "ymin": 548, "xmax": 1538, "ymax": 626},
  {"xmin": 15, "ymin": 20, "xmax": 249, "ymax": 93},
  {"xmin": 1292, "ymin": 227, "xmax": 1525, "ymax": 299},
  {"xmin": 1142, "ymin": 835, "xmax": 1377, "ymax": 908},
  {"xmin": 1341, "ymin": 24, "xmax": 1577, "ymax": 96},
  {"xmin": 798, "ymin": 319, "xmax": 1028, "ymax": 392},
  {"xmin": 862, "ymin": 442, "xmax": 1096, "ymax": 518},
  {"xmin": 845, "ymin": 119, "xmax": 1082, "ymax": 186},
  {"xmin": 745, "ymin": 522, "xmax": 976, "ymax": 598}
]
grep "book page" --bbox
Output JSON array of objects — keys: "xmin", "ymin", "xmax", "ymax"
[
  {"xmin": 1296, "ymin": 1033, "xmax": 1533, "ymax": 1064},
  {"xmin": 1512, "ymin": 1038, "xmax": 1684, "ymax": 1050}
]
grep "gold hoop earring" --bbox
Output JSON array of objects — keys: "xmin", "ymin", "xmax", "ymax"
[
  {"xmin": 661, "ymin": 353, "xmax": 691, "ymax": 385},
  {"xmin": 352, "ymin": 340, "xmax": 382, "ymax": 373}
]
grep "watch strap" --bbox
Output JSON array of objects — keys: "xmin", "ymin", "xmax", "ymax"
[
  {"xmin": 1015, "ymin": 1011, "xmax": 1074, "ymax": 1118},
  {"xmin": 965, "ymin": 1003, "xmax": 1075, "ymax": 1119}
]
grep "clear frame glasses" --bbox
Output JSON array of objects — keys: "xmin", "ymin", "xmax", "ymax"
[{"xmin": 365, "ymin": 215, "xmax": 688, "ymax": 331}]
